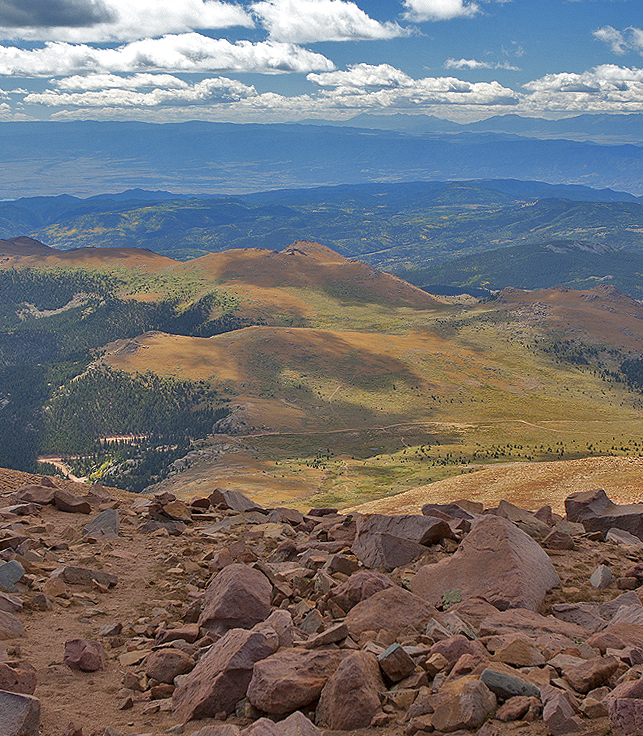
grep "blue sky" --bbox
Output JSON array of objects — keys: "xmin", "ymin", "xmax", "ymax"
[{"xmin": 0, "ymin": 0, "xmax": 641, "ymax": 123}]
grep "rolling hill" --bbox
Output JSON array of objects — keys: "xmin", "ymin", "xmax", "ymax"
[
  {"xmin": 402, "ymin": 239, "xmax": 643, "ymax": 300},
  {"xmin": 2, "ymin": 235, "xmax": 643, "ymax": 507}
]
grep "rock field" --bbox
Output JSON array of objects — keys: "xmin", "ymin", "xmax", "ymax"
[{"xmin": 2, "ymin": 475, "xmax": 643, "ymax": 736}]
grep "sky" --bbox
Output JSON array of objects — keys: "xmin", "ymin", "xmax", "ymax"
[{"xmin": 0, "ymin": 0, "xmax": 641, "ymax": 123}]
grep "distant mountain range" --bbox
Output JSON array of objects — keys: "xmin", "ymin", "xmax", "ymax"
[
  {"xmin": 304, "ymin": 112, "xmax": 643, "ymax": 144},
  {"xmin": 2, "ymin": 119, "xmax": 643, "ymax": 198},
  {"xmin": 1, "ymin": 178, "xmax": 642, "ymax": 265}
]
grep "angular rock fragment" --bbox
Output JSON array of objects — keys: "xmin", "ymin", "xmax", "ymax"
[
  {"xmin": 0, "ymin": 561, "xmax": 25, "ymax": 593},
  {"xmin": 172, "ymin": 627, "xmax": 279, "ymax": 721},
  {"xmin": 145, "ymin": 648, "xmax": 195, "ymax": 684},
  {"xmin": 412, "ymin": 515, "xmax": 560, "ymax": 611},
  {"xmin": 326, "ymin": 570, "xmax": 394, "ymax": 614},
  {"xmin": 0, "ymin": 690, "xmax": 40, "ymax": 736},
  {"xmin": 562, "ymin": 655, "xmax": 619, "ymax": 694},
  {"xmin": 247, "ymin": 648, "xmax": 343, "ymax": 715},
  {"xmin": 0, "ymin": 660, "xmax": 37, "ymax": 694},
  {"xmin": 430, "ymin": 675, "xmax": 497, "ymax": 732},
  {"xmin": 345, "ymin": 585, "xmax": 439, "ymax": 639},
  {"xmin": 209, "ymin": 488, "xmax": 263, "ymax": 512},
  {"xmin": 82, "ymin": 509, "xmax": 119, "ymax": 539},
  {"xmin": 63, "ymin": 639, "xmax": 105, "ymax": 672},
  {"xmin": 53, "ymin": 489, "xmax": 91, "ymax": 514},
  {"xmin": 377, "ymin": 643, "xmax": 416, "ymax": 682},
  {"xmin": 198, "ymin": 563, "xmax": 272, "ymax": 636},
  {"xmin": 352, "ymin": 514, "xmax": 453, "ymax": 571},
  {"xmin": 0, "ymin": 610, "xmax": 26, "ymax": 640},
  {"xmin": 316, "ymin": 650, "xmax": 385, "ymax": 730},
  {"xmin": 53, "ymin": 566, "xmax": 117, "ymax": 588},
  {"xmin": 565, "ymin": 488, "xmax": 643, "ymax": 540}
]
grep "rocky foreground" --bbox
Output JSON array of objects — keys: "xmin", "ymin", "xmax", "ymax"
[{"xmin": 2, "ymin": 479, "xmax": 643, "ymax": 736}]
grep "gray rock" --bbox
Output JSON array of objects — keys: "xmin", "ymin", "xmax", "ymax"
[
  {"xmin": 606, "ymin": 527, "xmax": 643, "ymax": 547},
  {"xmin": 481, "ymin": 666, "xmax": 541, "ymax": 700},
  {"xmin": 590, "ymin": 564, "xmax": 613, "ymax": 589},
  {"xmin": 82, "ymin": 509, "xmax": 119, "ymax": 538},
  {"xmin": 0, "ymin": 561, "xmax": 25, "ymax": 593},
  {"xmin": 52, "ymin": 566, "xmax": 117, "ymax": 588},
  {"xmin": 0, "ymin": 690, "xmax": 40, "ymax": 736}
]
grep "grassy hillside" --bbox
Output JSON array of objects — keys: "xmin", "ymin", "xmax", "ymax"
[{"xmin": 3, "ymin": 236, "xmax": 643, "ymax": 505}]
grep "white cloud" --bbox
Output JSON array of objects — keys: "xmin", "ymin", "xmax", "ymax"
[
  {"xmin": 522, "ymin": 64, "xmax": 643, "ymax": 112},
  {"xmin": 0, "ymin": 33, "xmax": 335, "ymax": 76},
  {"xmin": 594, "ymin": 26, "xmax": 643, "ymax": 56},
  {"xmin": 251, "ymin": 0, "xmax": 407, "ymax": 43},
  {"xmin": 307, "ymin": 65, "xmax": 518, "ymax": 107},
  {"xmin": 308, "ymin": 63, "xmax": 414, "ymax": 89},
  {"xmin": 54, "ymin": 73, "xmax": 190, "ymax": 90},
  {"xmin": 0, "ymin": 0, "xmax": 254, "ymax": 42},
  {"xmin": 444, "ymin": 58, "xmax": 520, "ymax": 70},
  {"xmin": 402, "ymin": 0, "xmax": 479, "ymax": 22},
  {"xmin": 26, "ymin": 76, "xmax": 257, "ymax": 106}
]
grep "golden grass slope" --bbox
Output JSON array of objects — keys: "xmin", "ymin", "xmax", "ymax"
[{"xmin": 347, "ymin": 455, "xmax": 643, "ymax": 516}]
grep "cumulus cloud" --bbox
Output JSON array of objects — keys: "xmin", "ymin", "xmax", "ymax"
[
  {"xmin": 444, "ymin": 58, "xmax": 520, "ymax": 70},
  {"xmin": 523, "ymin": 64, "xmax": 643, "ymax": 112},
  {"xmin": 251, "ymin": 0, "xmax": 407, "ymax": 43},
  {"xmin": 26, "ymin": 75, "xmax": 256, "ymax": 106},
  {"xmin": 307, "ymin": 64, "xmax": 518, "ymax": 107},
  {"xmin": 594, "ymin": 26, "xmax": 643, "ymax": 56},
  {"xmin": 402, "ymin": 0, "xmax": 479, "ymax": 22},
  {"xmin": 308, "ymin": 63, "xmax": 414, "ymax": 88},
  {"xmin": 54, "ymin": 73, "xmax": 190, "ymax": 90},
  {"xmin": 0, "ymin": 0, "xmax": 253, "ymax": 42},
  {"xmin": 0, "ymin": 0, "xmax": 115, "ymax": 28},
  {"xmin": 0, "ymin": 33, "xmax": 335, "ymax": 76}
]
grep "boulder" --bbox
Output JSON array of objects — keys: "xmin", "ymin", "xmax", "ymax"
[
  {"xmin": 209, "ymin": 488, "xmax": 263, "ymax": 512},
  {"xmin": 377, "ymin": 643, "xmax": 416, "ymax": 682},
  {"xmin": 565, "ymin": 489, "xmax": 643, "ymax": 541},
  {"xmin": 63, "ymin": 640, "xmax": 105, "ymax": 672},
  {"xmin": 145, "ymin": 649, "xmax": 195, "ymax": 684},
  {"xmin": 607, "ymin": 679, "xmax": 643, "ymax": 736},
  {"xmin": 345, "ymin": 585, "xmax": 440, "ymax": 639},
  {"xmin": 327, "ymin": 570, "xmax": 395, "ymax": 614},
  {"xmin": 0, "ymin": 690, "xmax": 40, "ymax": 736},
  {"xmin": 316, "ymin": 650, "xmax": 385, "ymax": 730},
  {"xmin": 0, "ymin": 610, "xmax": 26, "ymax": 640},
  {"xmin": 562, "ymin": 655, "xmax": 619, "ymax": 694},
  {"xmin": 53, "ymin": 566, "xmax": 117, "ymax": 588},
  {"xmin": 247, "ymin": 648, "xmax": 344, "ymax": 715},
  {"xmin": 82, "ymin": 509, "xmax": 119, "ymax": 539},
  {"xmin": 430, "ymin": 676, "xmax": 497, "ymax": 732},
  {"xmin": 0, "ymin": 660, "xmax": 37, "ymax": 694},
  {"xmin": 479, "ymin": 609, "xmax": 588, "ymax": 642},
  {"xmin": 495, "ymin": 500, "xmax": 550, "ymax": 540},
  {"xmin": 541, "ymin": 685, "xmax": 583, "ymax": 735},
  {"xmin": 52, "ymin": 489, "xmax": 91, "ymax": 514},
  {"xmin": 280, "ymin": 710, "xmax": 322, "ymax": 736},
  {"xmin": 198, "ymin": 564, "xmax": 272, "ymax": 636},
  {"xmin": 13, "ymin": 485, "xmax": 56, "ymax": 505},
  {"xmin": 0, "ymin": 561, "xmax": 25, "ymax": 593},
  {"xmin": 352, "ymin": 514, "xmax": 453, "ymax": 571},
  {"xmin": 411, "ymin": 515, "xmax": 560, "ymax": 611},
  {"xmin": 172, "ymin": 627, "xmax": 279, "ymax": 721}
]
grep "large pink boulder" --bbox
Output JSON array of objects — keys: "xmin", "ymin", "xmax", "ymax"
[
  {"xmin": 316, "ymin": 651, "xmax": 385, "ymax": 729},
  {"xmin": 344, "ymin": 585, "xmax": 440, "ymax": 639},
  {"xmin": 199, "ymin": 563, "xmax": 272, "ymax": 636},
  {"xmin": 411, "ymin": 516, "xmax": 560, "ymax": 611},
  {"xmin": 247, "ymin": 648, "xmax": 344, "ymax": 715},
  {"xmin": 172, "ymin": 627, "xmax": 279, "ymax": 721}
]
